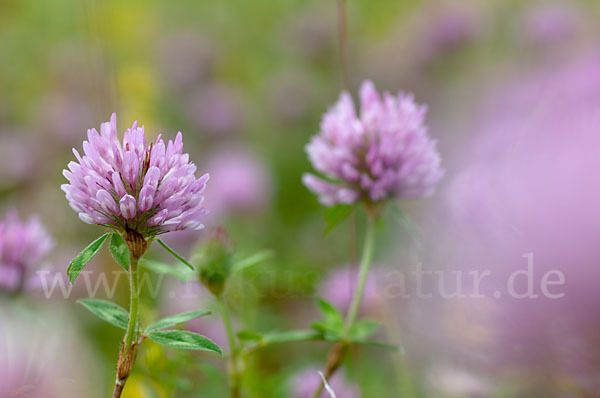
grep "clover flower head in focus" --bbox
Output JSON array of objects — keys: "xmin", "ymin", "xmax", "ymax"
[
  {"xmin": 62, "ymin": 113, "xmax": 209, "ymax": 238},
  {"xmin": 0, "ymin": 210, "xmax": 54, "ymax": 293},
  {"xmin": 303, "ymin": 80, "xmax": 444, "ymax": 207}
]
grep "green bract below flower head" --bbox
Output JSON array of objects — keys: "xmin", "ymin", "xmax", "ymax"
[{"xmin": 61, "ymin": 113, "xmax": 209, "ymax": 238}]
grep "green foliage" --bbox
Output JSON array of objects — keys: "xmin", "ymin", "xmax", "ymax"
[
  {"xmin": 140, "ymin": 259, "xmax": 194, "ymax": 281},
  {"xmin": 324, "ymin": 204, "xmax": 355, "ymax": 235},
  {"xmin": 317, "ymin": 298, "xmax": 344, "ymax": 326},
  {"xmin": 348, "ymin": 320, "xmax": 381, "ymax": 342},
  {"xmin": 157, "ymin": 238, "xmax": 195, "ymax": 270},
  {"xmin": 109, "ymin": 233, "xmax": 130, "ymax": 271},
  {"xmin": 231, "ymin": 250, "xmax": 274, "ymax": 273},
  {"xmin": 77, "ymin": 298, "xmax": 129, "ymax": 330},
  {"xmin": 262, "ymin": 330, "xmax": 322, "ymax": 344},
  {"xmin": 196, "ymin": 230, "xmax": 234, "ymax": 296},
  {"xmin": 237, "ymin": 330, "xmax": 263, "ymax": 341},
  {"xmin": 147, "ymin": 330, "xmax": 222, "ymax": 354},
  {"xmin": 67, "ymin": 233, "xmax": 110, "ymax": 284},
  {"xmin": 355, "ymin": 340, "xmax": 403, "ymax": 352},
  {"xmin": 145, "ymin": 310, "xmax": 211, "ymax": 333},
  {"xmin": 311, "ymin": 298, "xmax": 345, "ymax": 341}
]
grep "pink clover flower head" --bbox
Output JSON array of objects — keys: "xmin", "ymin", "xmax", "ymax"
[
  {"xmin": 62, "ymin": 113, "xmax": 209, "ymax": 237},
  {"xmin": 0, "ymin": 210, "xmax": 54, "ymax": 293},
  {"xmin": 303, "ymin": 81, "xmax": 443, "ymax": 206}
]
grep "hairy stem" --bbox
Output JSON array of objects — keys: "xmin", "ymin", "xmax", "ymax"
[
  {"xmin": 218, "ymin": 296, "xmax": 241, "ymax": 398},
  {"xmin": 313, "ymin": 214, "xmax": 376, "ymax": 398},
  {"xmin": 125, "ymin": 256, "xmax": 140, "ymax": 348},
  {"xmin": 113, "ymin": 232, "xmax": 147, "ymax": 398}
]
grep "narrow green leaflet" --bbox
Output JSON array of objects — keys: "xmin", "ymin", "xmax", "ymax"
[
  {"xmin": 156, "ymin": 239, "xmax": 195, "ymax": 270},
  {"xmin": 348, "ymin": 320, "xmax": 381, "ymax": 342},
  {"xmin": 231, "ymin": 250, "xmax": 274, "ymax": 273},
  {"xmin": 312, "ymin": 298, "xmax": 345, "ymax": 341},
  {"xmin": 147, "ymin": 330, "xmax": 222, "ymax": 354},
  {"xmin": 109, "ymin": 233, "xmax": 129, "ymax": 271},
  {"xmin": 237, "ymin": 330, "xmax": 263, "ymax": 341},
  {"xmin": 145, "ymin": 309, "xmax": 211, "ymax": 333},
  {"xmin": 77, "ymin": 298, "xmax": 129, "ymax": 330},
  {"xmin": 356, "ymin": 340, "xmax": 404, "ymax": 352},
  {"xmin": 262, "ymin": 330, "xmax": 322, "ymax": 344},
  {"xmin": 390, "ymin": 204, "xmax": 423, "ymax": 242},
  {"xmin": 317, "ymin": 298, "xmax": 343, "ymax": 326},
  {"xmin": 310, "ymin": 321, "xmax": 342, "ymax": 342},
  {"xmin": 324, "ymin": 204, "xmax": 354, "ymax": 235},
  {"xmin": 67, "ymin": 233, "xmax": 110, "ymax": 284},
  {"xmin": 140, "ymin": 259, "xmax": 194, "ymax": 281}
]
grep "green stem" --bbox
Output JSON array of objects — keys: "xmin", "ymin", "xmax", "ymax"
[
  {"xmin": 113, "ymin": 249, "xmax": 143, "ymax": 398},
  {"xmin": 313, "ymin": 214, "xmax": 377, "ymax": 398},
  {"xmin": 343, "ymin": 214, "xmax": 376, "ymax": 334},
  {"xmin": 125, "ymin": 255, "xmax": 140, "ymax": 348},
  {"xmin": 218, "ymin": 296, "xmax": 241, "ymax": 398}
]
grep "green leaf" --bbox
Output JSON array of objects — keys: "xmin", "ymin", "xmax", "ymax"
[
  {"xmin": 77, "ymin": 298, "xmax": 129, "ymax": 330},
  {"xmin": 317, "ymin": 298, "xmax": 343, "ymax": 327},
  {"xmin": 310, "ymin": 321, "xmax": 342, "ymax": 342},
  {"xmin": 67, "ymin": 233, "xmax": 110, "ymax": 284},
  {"xmin": 237, "ymin": 330, "xmax": 263, "ymax": 341},
  {"xmin": 140, "ymin": 259, "xmax": 194, "ymax": 281},
  {"xmin": 109, "ymin": 233, "xmax": 130, "ymax": 271},
  {"xmin": 147, "ymin": 330, "xmax": 222, "ymax": 354},
  {"xmin": 324, "ymin": 204, "xmax": 354, "ymax": 235},
  {"xmin": 145, "ymin": 310, "xmax": 211, "ymax": 333},
  {"xmin": 156, "ymin": 239, "xmax": 195, "ymax": 270},
  {"xmin": 348, "ymin": 320, "xmax": 381, "ymax": 342},
  {"xmin": 355, "ymin": 340, "xmax": 404, "ymax": 352},
  {"xmin": 390, "ymin": 204, "xmax": 423, "ymax": 241},
  {"xmin": 231, "ymin": 250, "xmax": 274, "ymax": 273},
  {"xmin": 262, "ymin": 330, "xmax": 322, "ymax": 344}
]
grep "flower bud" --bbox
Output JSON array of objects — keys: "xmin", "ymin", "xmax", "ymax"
[{"xmin": 196, "ymin": 227, "xmax": 233, "ymax": 296}]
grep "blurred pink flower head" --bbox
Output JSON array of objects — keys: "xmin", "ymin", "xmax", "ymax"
[
  {"xmin": 62, "ymin": 113, "xmax": 209, "ymax": 237},
  {"xmin": 438, "ymin": 54, "xmax": 600, "ymax": 386},
  {"xmin": 158, "ymin": 31, "xmax": 215, "ymax": 91},
  {"xmin": 292, "ymin": 367, "xmax": 360, "ymax": 398},
  {"xmin": 0, "ymin": 210, "xmax": 54, "ymax": 293},
  {"xmin": 319, "ymin": 266, "xmax": 380, "ymax": 314},
  {"xmin": 0, "ymin": 306, "xmax": 96, "ymax": 397},
  {"xmin": 203, "ymin": 147, "xmax": 271, "ymax": 217},
  {"xmin": 186, "ymin": 84, "xmax": 245, "ymax": 136},
  {"xmin": 426, "ymin": 366, "xmax": 491, "ymax": 397},
  {"xmin": 521, "ymin": 1, "xmax": 579, "ymax": 46},
  {"xmin": 419, "ymin": 3, "xmax": 478, "ymax": 61},
  {"xmin": 0, "ymin": 133, "xmax": 39, "ymax": 188},
  {"xmin": 303, "ymin": 81, "xmax": 444, "ymax": 206}
]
